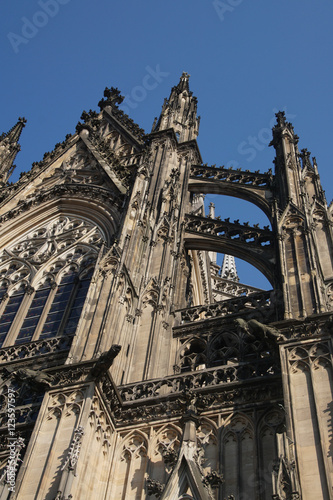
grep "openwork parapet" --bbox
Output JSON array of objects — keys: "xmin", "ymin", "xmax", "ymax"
[
  {"xmin": 0, "ymin": 336, "xmax": 73, "ymax": 363},
  {"xmin": 178, "ymin": 290, "xmax": 274, "ymax": 323},
  {"xmin": 185, "ymin": 214, "xmax": 272, "ymax": 248},
  {"xmin": 119, "ymin": 358, "xmax": 280, "ymax": 402},
  {"xmin": 190, "ymin": 165, "xmax": 273, "ymax": 187}
]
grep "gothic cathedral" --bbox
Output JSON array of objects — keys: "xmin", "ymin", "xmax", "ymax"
[{"xmin": 0, "ymin": 73, "xmax": 332, "ymax": 499}]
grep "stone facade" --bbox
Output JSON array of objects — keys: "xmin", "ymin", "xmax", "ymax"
[{"xmin": 0, "ymin": 73, "xmax": 332, "ymax": 499}]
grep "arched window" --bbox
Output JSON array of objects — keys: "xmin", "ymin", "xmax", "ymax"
[{"xmin": 0, "ymin": 215, "xmax": 105, "ymax": 348}]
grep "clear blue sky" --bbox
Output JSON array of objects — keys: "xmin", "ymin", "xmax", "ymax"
[{"xmin": 1, "ymin": 0, "xmax": 332, "ymax": 289}]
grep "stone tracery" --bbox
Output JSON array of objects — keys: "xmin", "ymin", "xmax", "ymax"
[{"xmin": 0, "ymin": 215, "xmax": 105, "ymax": 347}]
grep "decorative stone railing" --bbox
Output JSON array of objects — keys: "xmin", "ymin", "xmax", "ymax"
[
  {"xmin": 190, "ymin": 165, "xmax": 272, "ymax": 188},
  {"xmin": 212, "ymin": 276, "xmax": 264, "ymax": 298},
  {"xmin": 0, "ymin": 336, "xmax": 73, "ymax": 364},
  {"xmin": 0, "ymin": 403, "xmax": 40, "ymax": 429},
  {"xmin": 119, "ymin": 359, "xmax": 279, "ymax": 402},
  {"xmin": 177, "ymin": 290, "xmax": 273, "ymax": 323},
  {"xmin": 185, "ymin": 214, "xmax": 272, "ymax": 248}
]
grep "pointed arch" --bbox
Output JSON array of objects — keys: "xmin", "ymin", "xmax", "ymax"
[
  {"xmin": 149, "ymin": 424, "xmax": 182, "ymax": 487},
  {"xmin": 257, "ymin": 408, "xmax": 285, "ymax": 499},
  {"xmin": 177, "ymin": 336, "xmax": 208, "ymax": 372},
  {"xmin": 111, "ymin": 430, "xmax": 149, "ymax": 499},
  {"xmin": 0, "ymin": 213, "xmax": 106, "ymax": 347},
  {"xmin": 221, "ymin": 412, "xmax": 255, "ymax": 499}
]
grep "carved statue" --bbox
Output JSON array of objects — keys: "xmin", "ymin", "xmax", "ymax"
[
  {"xmin": 90, "ymin": 344, "xmax": 121, "ymax": 379},
  {"xmin": 234, "ymin": 318, "xmax": 286, "ymax": 343},
  {"xmin": 4, "ymin": 366, "xmax": 54, "ymax": 388}
]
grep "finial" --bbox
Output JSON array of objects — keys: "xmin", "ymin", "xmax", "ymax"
[
  {"xmin": 275, "ymin": 111, "xmax": 286, "ymax": 127},
  {"xmin": 300, "ymin": 148, "xmax": 313, "ymax": 170},
  {"xmin": 98, "ymin": 86, "xmax": 124, "ymax": 110},
  {"xmin": 177, "ymin": 72, "xmax": 191, "ymax": 93},
  {"xmin": 221, "ymin": 254, "xmax": 239, "ymax": 282},
  {"xmin": 0, "ymin": 117, "xmax": 27, "ymax": 184}
]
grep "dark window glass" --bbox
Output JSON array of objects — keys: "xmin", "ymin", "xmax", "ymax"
[
  {"xmin": 15, "ymin": 287, "xmax": 51, "ymax": 345},
  {"xmin": 0, "ymin": 289, "xmax": 25, "ymax": 347},
  {"xmin": 0, "ymin": 285, "xmax": 7, "ymax": 302},
  {"xmin": 63, "ymin": 272, "xmax": 92, "ymax": 335},
  {"xmin": 39, "ymin": 273, "xmax": 76, "ymax": 340}
]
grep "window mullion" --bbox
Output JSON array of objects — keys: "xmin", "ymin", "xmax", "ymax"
[
  {"xmin": 56, "ymin": 279, "xmax": 79, "ymax": 337},
  {"xmin": 31, "ymin": 283, "xmax": 57, "ymax": 342}
]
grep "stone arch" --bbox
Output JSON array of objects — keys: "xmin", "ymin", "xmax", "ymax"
[
  {"xmin": 291, "ymin": 360, "xmax": 310, "ymax": 373},
  {"xmin": 188, "ymin": 177, "xmax": 272, "ymax": 220},
  {"xmin": 0, "ymin": 212, "xmax": 105, "ymax": 347},
  {"xmin": 149, "ymin": 424, "xmax": 182, "ymax": 485},
  {"xmin": 222, "ymin": 412, "xmax": 254, "ymax": 437},
  {"xmin": 312, "ymin": 356, "xmax": 332, "ymax": 370},
  {"xmin": 289, "ymin": 346, "xmax": 308, "ymax": 361},
  {"xmin": 0, "ymin": 257, "xmax": 34, "ymax": 286},
  {"xmin": 221, "ymin": 413, "xmax": 255, "ymax": 499},
  {"xmin": 185, "ymin": 234, "xmax": 274, "ymax": 286},
  {"xmin": 111, "ymin": 430, "xmax": 149, "ymax": 499},
  {"xmin": 208, "ymin": 331, "xmax": 240, "ymax": 367},
  {"xmin": 309, "ymin": 342, "xmax": 330, "ymax": 360},
  {"xmin": 257, "ymin": 407, "xmax": 285, "ymax": 499},
  {"xmin": 178, "ymin": 336, "xmax": 208, "ymax": 372},
  {"xmin": 116, "ymin": 429, "xmax": 149, "ymax": 458},
  {"xmin": 197, "ymin": 417, "xmax": 219, "ymax": 475},
  {"xmin": 47, "ymin": 407, "xmax": 62, "ymax": 421},
  {"xmin": 0, "ymin": 193, "xmax": 120, "ymax": 251},
  {"xmin": 152, "ymin": 423, "xmax": 182, "ymax": 455}
]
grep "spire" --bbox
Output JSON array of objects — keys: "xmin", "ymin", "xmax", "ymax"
[
  {"xmin": 269, "ymin": 111, "xmax": 303, "ymax": 208},
  {"xmin": 177, "ymin": 71, "xmax": 191, "ymax": 92},
  {"xmin": 220, "ymin": 254, "xmax": 239, "ymax": 282},
  {"xmin": 0, "ymin": 117, "xmax": 26, "ymax": 185},
  {"xmin": 152, "ymin": 72, "xmax": 200, "ymax": 142}
]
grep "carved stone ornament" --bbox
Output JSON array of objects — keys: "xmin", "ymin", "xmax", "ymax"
[
  {"xmin": 202, "ymin": 470, "xmax": 224, "ymax": 489},
  {"xmin": 146, "ymin": 478, "xmax": 164, "ymax": 498},
  {"xmin": 90, "ymin": 344, "xmax": 121, "ymax": 379},
  {"xmin": 5, "ymin": 366, "xmax": 54, "ymax": 389},
  {"xmin": 61, "ymin": 426, "xmax": 84, "ymax": 472},
  {"xmin": 8, "ymin": 216, "xmax": 104, "ymax": 266},
  {"xmin": 0, "ymin": 437, "xmax": 25, "ymax": 485}
]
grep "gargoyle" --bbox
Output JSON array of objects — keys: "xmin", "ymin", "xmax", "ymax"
[
  {"xmin": 4, "ymin": 366, "xmax": 54, "ymax": 389},
  {"xmin": 234, "ymin": 318, "xmax": 286, "ymax": 344},
  {"xmin": 90, "ymin": 344, "xmax": 121, "ymax": 379}
]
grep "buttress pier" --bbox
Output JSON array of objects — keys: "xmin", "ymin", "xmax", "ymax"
[{"xmin": 0, "ymin": 73, "xmax": 332, "ymax": 499}]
